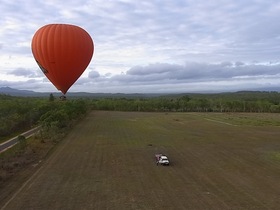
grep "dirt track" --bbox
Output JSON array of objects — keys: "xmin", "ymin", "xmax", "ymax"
[
  {"xmin": 0, "ymin": 126, "xmax": 41, "ymax": 154},
  {"xmin": 1, "ymin": 111, "xmax": 280, "ymax": 209}
]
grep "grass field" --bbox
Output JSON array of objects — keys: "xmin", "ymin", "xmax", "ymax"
[{"xmin": 1, "ymin": 111, "xmax": 280, "ymax": 210}]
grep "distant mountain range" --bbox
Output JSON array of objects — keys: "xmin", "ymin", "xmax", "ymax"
[
  {"xmin": 1, "ymin": 86, "xmax": 279, "ymax": 99},
  {"xmin": 0, "ymin": 87, "xmax": 162, "ymax": 98},
  {"xmin": 0, "ymin": 87, "xmax": 37, "ymax": 96}
]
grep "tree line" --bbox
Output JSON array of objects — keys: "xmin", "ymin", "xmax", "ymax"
[
  {"xmin": 92, "ymin": 91, "xmax": 280, "ymax": 113},
  {"xmin": 1, "ymin": 91, "xmax": 280, "ymax": 140}
]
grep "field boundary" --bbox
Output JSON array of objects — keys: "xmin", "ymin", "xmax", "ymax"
[
  {"xmin": 188, "ymin": 113, "xmax": 237, "ymax": 126},
  {"xmin": 0, "ymin": 126, "xmax": 41, "ymax": 154},
  {"xmin": 203, "ymin": 118, "xmax": 237, "ymax": 126}
]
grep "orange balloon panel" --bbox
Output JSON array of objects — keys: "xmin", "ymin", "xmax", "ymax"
[{"xmin": 31, "ymin": 24, "xmax": 94, "ymax": 94}]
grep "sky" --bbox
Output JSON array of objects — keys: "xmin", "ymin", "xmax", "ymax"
[{"xmin": 1, "ymin": 0, "xmax": 280, "ymax": 94}]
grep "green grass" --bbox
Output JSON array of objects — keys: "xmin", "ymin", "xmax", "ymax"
[
  {"xmin": 195, "ymin": 112, "xmax": 280, "ymax": 126},
  {"xmin": 1, "ymin": 111, "xmax": 280, "ymax": 210},
  {"xmin": 267, "ymin": 152, "xmax": 280, "ymax": 161}
]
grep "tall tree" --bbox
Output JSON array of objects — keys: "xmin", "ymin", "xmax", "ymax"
[{"xmin": 49, "ymin": 93, "xmax": 55, "ymax": 102}]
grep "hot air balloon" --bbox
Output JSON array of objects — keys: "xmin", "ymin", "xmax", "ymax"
[{"xmin": 31, "ymin": 24, "xmax": 94, "ymax": 94}]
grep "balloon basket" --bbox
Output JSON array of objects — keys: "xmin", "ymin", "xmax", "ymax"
[{"xmin": 59, "ymin": 95, "xmax": 67, "ymax": 101}]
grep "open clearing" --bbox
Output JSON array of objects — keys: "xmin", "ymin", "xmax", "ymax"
[{"xmin": 1, "ymin": 111, "xmax": 280, "ymax": 210}]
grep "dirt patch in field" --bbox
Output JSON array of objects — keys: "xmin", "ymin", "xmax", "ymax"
[{"xmin": 1, "ymin": 111, "xmax": 280, "ymax": 210}]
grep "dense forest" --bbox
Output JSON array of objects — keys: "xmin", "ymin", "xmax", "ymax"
[
  {"xmin": 1, "ymin": 91, "xmax": 280, "ymax": 140},
  {"xmin": 0, "ymin": 94, "xmax": 91, "ymax": 141}
]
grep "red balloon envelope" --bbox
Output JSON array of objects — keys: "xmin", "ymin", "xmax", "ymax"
[{"xmin": 31, "ymin": 24, "xmax": 94, "ymax": 94}]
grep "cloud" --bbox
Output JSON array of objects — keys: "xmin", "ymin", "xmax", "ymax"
[
  {"xmin": 1, "ymin": 0, "xmax": 280, "ymax": 93},
  {"xmin": 122, "ymin": 62, "xmax": 280, "ymax": 83},
  {"xmin": 0, "ymin": 78, "xmax": 57, "ymax": 92},
  {"xmin": 8, "ymin": 68, "xmax": 40, "ymax": 78},
  {"xmin": 88, "ymin": 70, "xmax": 100, "ymax": 78},
  {"xmin": 127, "ymin": 63, "xmax": 181, "ymax": 76},
  {"xmin": 3, "ymin": 61, "xmax": 280, "ymax": 94}
]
